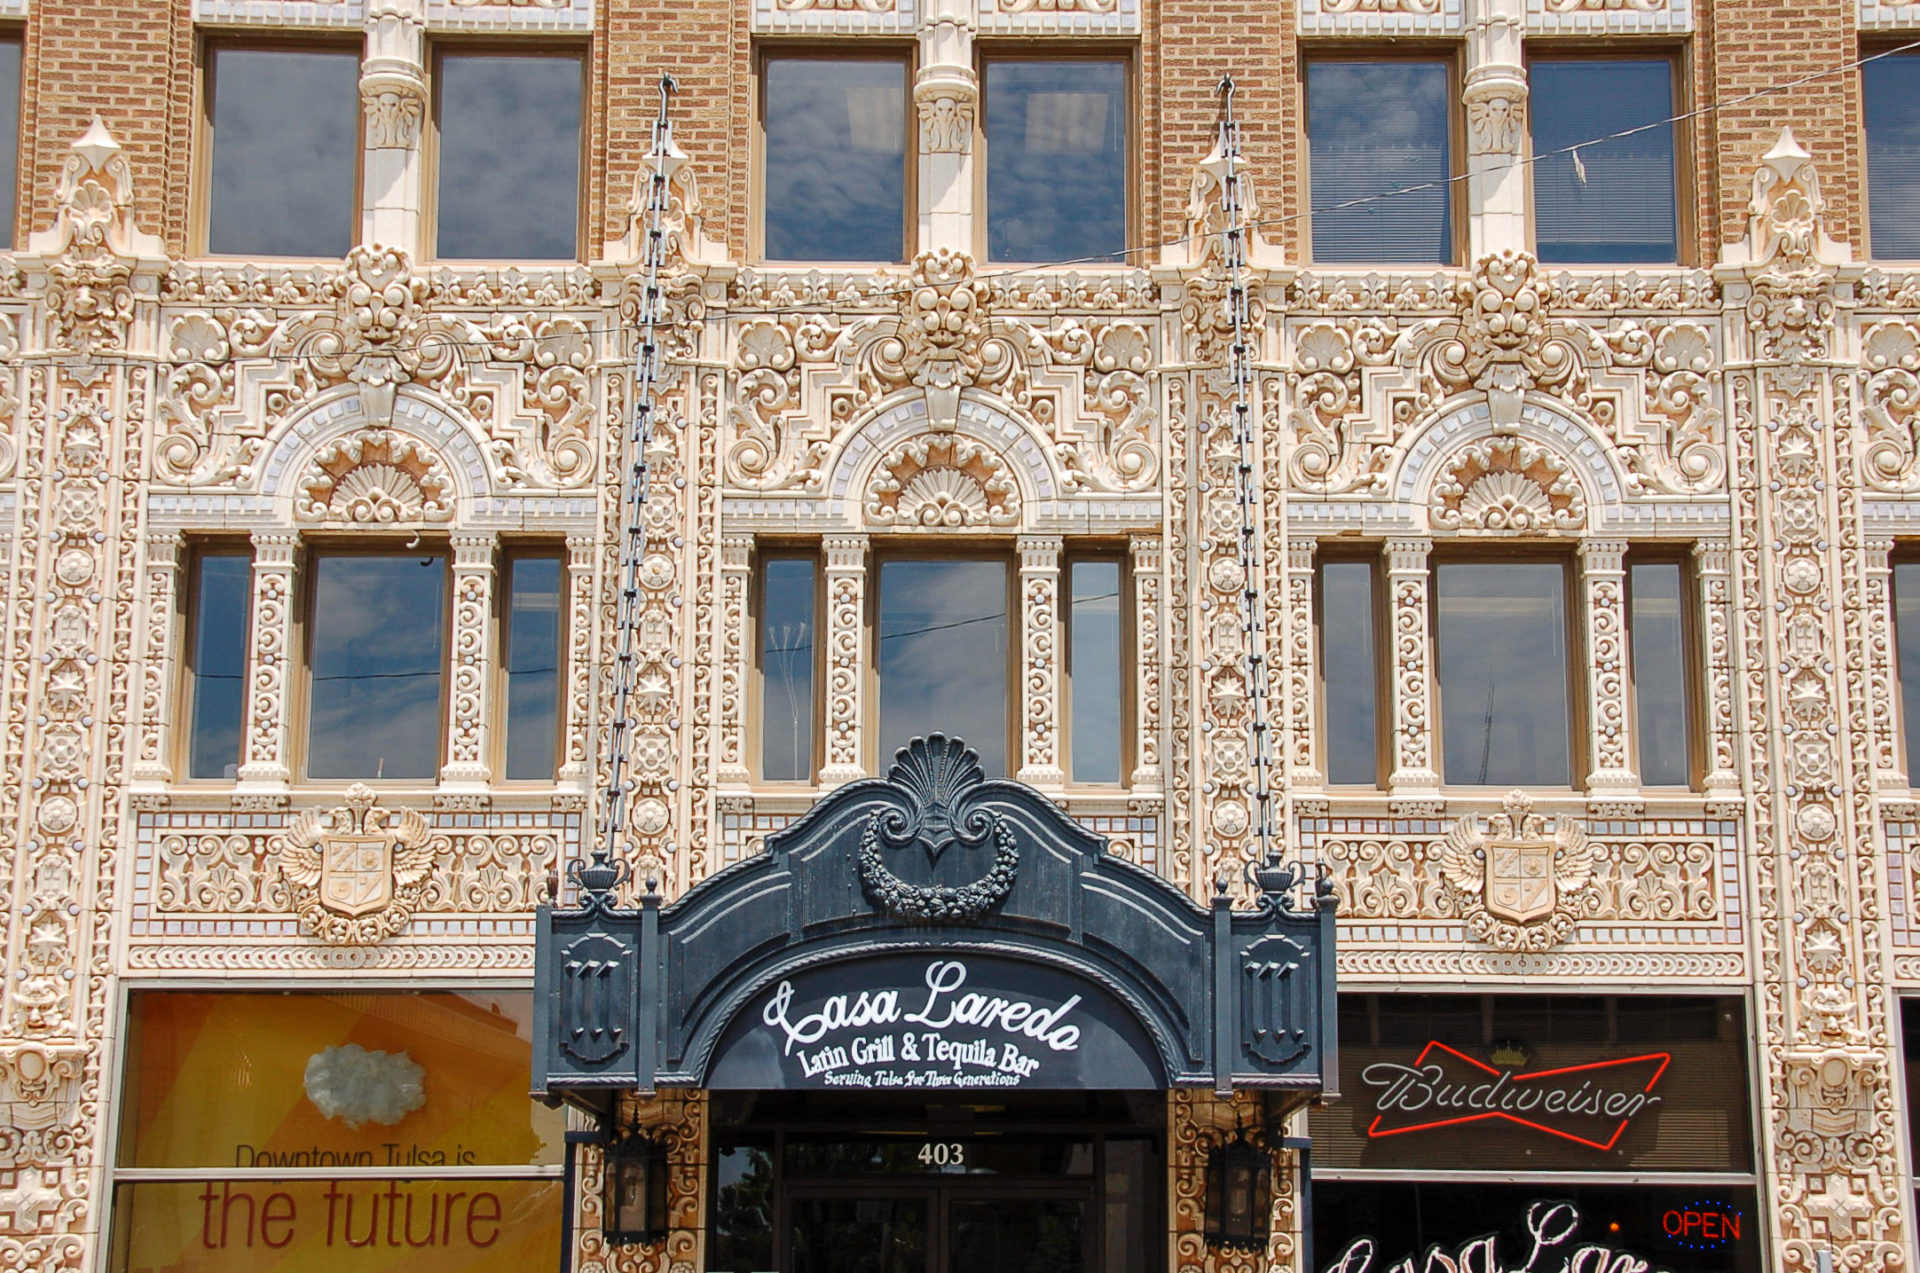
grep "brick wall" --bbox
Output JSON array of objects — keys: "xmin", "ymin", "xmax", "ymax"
[{"xmin": 24, "ymin": 0, "xmax": 191, "ymax": 254}]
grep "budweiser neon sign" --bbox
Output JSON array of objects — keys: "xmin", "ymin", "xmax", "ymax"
[{"xmin": 1361, "ymin": 1041, "xmax": 1670, "ymax": 1151}]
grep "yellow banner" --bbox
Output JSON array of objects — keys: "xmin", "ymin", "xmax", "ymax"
[
  {"xmin": 111, "ymin": 1178, "xmax": 560, "ymax": 1273},
  {"xmin": 120, "ymin": 992, "xmax": 564, "ymax": 1169}
]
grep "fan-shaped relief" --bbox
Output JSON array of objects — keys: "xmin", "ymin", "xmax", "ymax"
[
  {"xmin": 1430, "ymin": 435, "xmax": 1586, "ymax": 533},
  {"xmin": 865, "ymin": 433, "xmax": 1020, "ymax": 527},
  {"xmin": 296, "ymin": 427, "xmax": 454, "ymax": 525},
  {"xmin": 1862, "ymin": 319, "xmax": 1920, "ymax": 493}
]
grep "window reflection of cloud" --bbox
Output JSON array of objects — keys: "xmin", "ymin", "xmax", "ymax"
[
  {"xmin": 765, "ymin": 61, "xmax": 904, "ymax": 262},
  {"xmin": 0, "ymin": 45, "xmax": 19, "ymax": 248},
  {"xmin": 1436, "ymin": 564, "xmax": 1569, "ymax": 787},
  {"xmin": 437, "ymin": 55, "xmax": 582, "ymax": 261},
  {"xmin": 1308, "ymin": 61, "xmax": 1451, "ymax": 264},
  {"xmin": 878, "ymin": 562, "xmax": 1008, "ymax": 776},
  {"xmin": 209, "ymin": 49, "xmax": 358, "ymax": 257},
  {"xmin": 986, "ymin": 62, "xmax": 1126, "ymax": 264},
  {"xmin": 308, "ymin": 557, "xmax": 446, "ymax": 780}
]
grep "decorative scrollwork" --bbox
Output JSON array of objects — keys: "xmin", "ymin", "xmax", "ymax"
[{"xmin": 858, "ymin": 811, "xmax": 1018, "ymax": 922}]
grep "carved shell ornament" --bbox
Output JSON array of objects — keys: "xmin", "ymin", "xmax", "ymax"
[
  {"xmin": 1430, "ymin": 436, "xmax": 1586, "ymax": 533},
  {"xmin": 1438, "ymin": 791, "xmax": 1595, "ymax": 952},
  {"xmin": 858, "ymin": 735, "xmax": 1019, "ymax": 923},
  {"xmin": 296, "ymin": 428, "xmax": 454, "ymax": 524},
  {"xmin": 865, "ymin": 433, "xmax": 1020, "ymax": 527}
]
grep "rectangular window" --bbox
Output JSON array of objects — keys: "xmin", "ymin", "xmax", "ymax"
[
  {"xmin": 762, "ymin": 55, "xmax": 909, "ymax": 263},
  {"xmin": 1435, "ymin": 560, "xmax": 1572, "ymax": 787},
  {"xmin": 1066, "ymin": 557, "xmax": 1124, "ymax": 784},
  {"xmin": 1307, "ymin": 58, "xmax": 1455, "ymax": 265},
  {"xmin": 877, "ymin": 558, "xmax": 1009, "ymax": 777},
  {"xmin": 306, "ymin": 552, "xmax": 447, "ymax": 780},
  {"xmin": 1628, "ymin": 558, "xmax": 1693, "ymax": 787},
  {"xmin": 759, "ymin": 554, "xmax": 819, "ymax": 783},
  {"xmin": 204, "ymin": 44, "xmax": 360, "ymax": 257},
  {"xmin": 1895, "ymin": 562, "xmax": 1920, "ymax": 777},
  {"xmin": 1319, "ymin": 557, "xmax": 1380, "ymax": 787},
  {"xmin": 0, "ymin": 37, "xmax": 19, "ymax": 251},
  {"xmin": 1865, "ymin": 50, "xmax": 1920, "ymax": 260},
  {"xmin": 186, "ymin": 550, "xmax": 251, "ymax": 780},
  {"xmin": 1529, "ymin": 57, "xmax": 1680, "ymax": 265},
  {"xmin": 434, "ymin": 51, "xmax": 583, "ymax": 260},
  {"xmin": 984, "ymin": 58, "xmax": 1129, "ymax": 264},
  {"xmin": 502, "ymin": 551, "xmax": 563, "ymax": 781}
]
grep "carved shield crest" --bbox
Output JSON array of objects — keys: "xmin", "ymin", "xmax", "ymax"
[
  {"xmin": 1485, "ymin": 838, "xmax": 1555, "ymax": 925},
  {"xmin": 321, "ymin": 834, "xmax": 393, "ymax": 918}
]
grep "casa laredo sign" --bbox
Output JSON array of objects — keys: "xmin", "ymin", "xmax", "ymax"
[
  {"xmin": 703, "ymin": 952, "xmax": 1167, "ymax": 1091},
  {"xmin": 1361, "ymin": 1041, "xmax": 1671, "ymax": 1151}
]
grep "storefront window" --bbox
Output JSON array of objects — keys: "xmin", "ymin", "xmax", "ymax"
[
  {"xmin": 1310, "ymin": 994, "xmax": 1757, "ymax": 1273},
  {"xmin": 111, "ymin": 991, "xmax": 563, "ymax": 1272}
]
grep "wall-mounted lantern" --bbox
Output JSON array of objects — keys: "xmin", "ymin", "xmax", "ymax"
[
  {"xmin": 1203, "ymin": 1127, "xmax": 1272, "ymax": 1251},
  {"xmin": 603, "ymin": 1131, "xmax": 669, "ymax": 1245}
]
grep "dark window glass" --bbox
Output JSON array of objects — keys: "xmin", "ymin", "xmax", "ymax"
[
  {"xmin": 436, "ymin": 53, "xmax": 582, "ymax": 260},
  {"xmin": 1068, "ymin": 559, "xmax": 1123, "ymax": 784},
  {"xmin": 1629, "ymin": 561, "xmax": 1691, "ymax": 787},
  {"xmin": 503, "ymin": 553, "xmax": 562, "ymax": 780},
  {"xmin": 206, "ymin": 46, "xmax": 359, "ymax": 257},
  {"xmin": 1867, "ymin": 52, "xmax": 1920, "ymax": 260},
  {"xmin": 986, "ymin": 60, "xmax": 1127, "ymax": 264},
  {"xmin": 764, "ymin": 58, "xmax": 907, "ymax": 262},
  {"xmin": 877, "ymin": 559, "xmax": 1008, "ymax": 776},
  {"xmin": 187, "ymin": 552, "xmax": 250, "ymax": 779},
  {"xmin": 1435, "ymin": 562, "xmax": 1571, "ymax": 786},
  {"xmin": 1530, "ymin": 60, "xmax": 1678, "ymax": 264},
  {"xmin": 0, "ymin": 40, "xmax": 19, "ymax": 250},
  {"xmin": 1896, "ymin": 564, "xmax": 1920, "ymax": 777},
  {"xmin": 1320, "ymin": 560, "xmax": 1379, "ymax": 786},
  {"xmin": 307, "ymin": 553, "xmax": 446, "ymax": 779},
  {"xmin": 760, "ymin": 556, "xmax": 817, "ymax": 782},
  {"xmin": 1308, "ymin": 60, "xmax": 1453, "ymax": 264}
]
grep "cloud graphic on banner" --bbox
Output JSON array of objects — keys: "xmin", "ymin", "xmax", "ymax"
[{"xmin": 303, "ymin": 1044, "xmax": 426, "ymax": 1129}]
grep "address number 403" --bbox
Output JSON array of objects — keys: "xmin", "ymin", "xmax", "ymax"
[{"xmin": 918, "ymin": 1142, "xmax": 965, "ymax": 1167}]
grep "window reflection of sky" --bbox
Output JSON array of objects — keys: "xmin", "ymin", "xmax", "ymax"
[
  {"xmin": 189, "ymin": 553, "xmax": 251, "ymax": 779},
  {"xmin": 764, "ymin": 59, "xmax": 906, "ymax": 263},
  {"xmin": 986, "ymin": 61, "xmax": 1127, "ymax": 264},
  {"xmin": 1530, "ymin": 61, "xmax": 1677, "ymax": 265},
  {"xmin": 504, "ymin": 555, "xmax": 562, "ymax": 781},
  {"xmin": 1865, "ymin": 53, "xmax": 1920, "ymax": 260},
  {"xmin": 208, "ymin": 47, "xmax": 358, "ymax": 258},
  {"xmin": 307, "ymin": 555, "xmax": 447, "ymax": 780},
  {"xmin": 760, "ymin": 558, "xmax": 817, "ymax": 781},
  {"xmin": 1628, "ymin": 563, "xmax": 1690, "ymax": 787},
  {"xmin": 1435, "ymin": 563, "xmax": 1570, "ymax": 787},
  {"xmin": 436, "ymin": 54, "xmax": 581, "ymax": 261},
  {"xmin": 878, "ymin": 559, "xmax": 1008, "ymax": 776},
  {"xmin": 1307, "ymin": 61, "xmax": 1451, "ymax": 265},
  {"xmin": 1320, "ymin": 561, "xmax": 1379, "ymax": 786},
  {"xmin": 1069, "ymin": 561, "xmax": 1122, "ymax": 783}
]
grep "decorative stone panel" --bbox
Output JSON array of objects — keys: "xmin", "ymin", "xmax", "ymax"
[
  {"xmin": 1297, "ymin": 0, "xmax": 1463, "ymax": 37},
  {"xmin": 750, "ymin": 0, "xmax": 917, "ymax": 35},
  {"xmin": 717, "ymin": 797, "xmax": 1161, "ymax": 871},
  {"xmin": 1524, "ymin": 0, "xmax": 1693, "ymax": 35},
  {"xmin": 975, "ymin": 0, "xmax": 1141, "ymax": 36},
  {"xmin": 1860, "ymin": 0, "xmax": 1920, "ymax": 31},
  {"xmin": 194, "ymin": 0, "xmax": 365, "ymax": 27}
]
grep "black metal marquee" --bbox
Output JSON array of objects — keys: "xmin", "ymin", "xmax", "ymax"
[{"xmin": 533, "ymin": 735, "xmax": 1337, "ymax": 1110}]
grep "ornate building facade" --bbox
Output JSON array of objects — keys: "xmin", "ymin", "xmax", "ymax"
[{"xmin": 0, "ymin": 0, "xmax": 1917, "ymax": 1271}]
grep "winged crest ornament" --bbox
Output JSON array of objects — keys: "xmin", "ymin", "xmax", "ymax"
[
  {"xmin": 1439, "ymin": 790, "xmax": 1595, "ymax": 951},
  {"xmin": 278, "ymin": 784, "xmax": 437, "ymax": 944}
]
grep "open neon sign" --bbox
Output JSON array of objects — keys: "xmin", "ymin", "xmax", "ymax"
[
  {"xmin": 1661, "ymin": 1199, "xmax": 1743, "ymax": 1250},
  {"xmin": 1361, "ymin": 1041, "xmax": 1671, "ymax": 1151}
]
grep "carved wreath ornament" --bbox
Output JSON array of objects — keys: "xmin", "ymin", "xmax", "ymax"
[
  {"xmin": 858, "ymin": 735, "xmax": 1019, "ymax": 922},
  {"xmin": 277, "ymin": 784, "xmax": 436, "ymax": 944},
  {"xmin": 1438, "ymin": 791, "xmax": 1595, "ymax": 951}
]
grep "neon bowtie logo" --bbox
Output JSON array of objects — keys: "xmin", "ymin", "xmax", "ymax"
[{"xmin": 1362, "ymin": 1041, "xmax": 1670, "ymax": 1151}]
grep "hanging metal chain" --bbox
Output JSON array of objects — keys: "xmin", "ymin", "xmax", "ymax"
[
  {"xmin": 1216, "ymin": 75, "xmax": 1278, "ymax": 871},
  {"xmin": 595, "ymin": 74, "xmax": 679, "ymax": 879}
]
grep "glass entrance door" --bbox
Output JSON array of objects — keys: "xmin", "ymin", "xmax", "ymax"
[{"xmin": 785, "ymin": 1187, "xmax": 1090, "ymax": 1273}]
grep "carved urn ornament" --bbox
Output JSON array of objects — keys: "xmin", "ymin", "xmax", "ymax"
[
  {"xmin": 1439, "ymin": 791, "xmax": 1595, "ymax": 951},
  {"xmin": 277, "ymin": 784, "xmax": 437, "ymax": 944}
]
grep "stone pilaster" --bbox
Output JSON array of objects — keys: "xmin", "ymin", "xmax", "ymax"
[
  {"xmin": 1018, "ymin": 534, "xmax": 1064, "ymax": 789},
  {"xmin": 361, "ymin": 0, "xmax": 428, "ymax": 254},
  {"xmin": 440, "ymin": 533, "xmax": 496, "ymax": 793},
  {"xmin": 1384, "ymin": 537, "xmax": 1440, "ymax": 797},
  {"xmin": 1581, "ymin": 537, "xmax": 1634, "ymax": 794},
  {"xmin": 1130, "ymin": 534, "xmax": 1164, "ymax": 791},
  {"xmin": 915, "ymin": 0, "xmax": 976, "ymax": 255},
  {"xmin": 234, "ymin": 531, "xmax": 299, "ymax": 798},
  {"xmin": 131, "ymin": 529, "xmax": 182, "ymax": 790},
  {"xmin": 716, "ymin": 534, "xmax": 753, "ymax": 787},
  {"xmin": 820, "ymin": 534, "xmax": 869, "ymax": 786}
]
